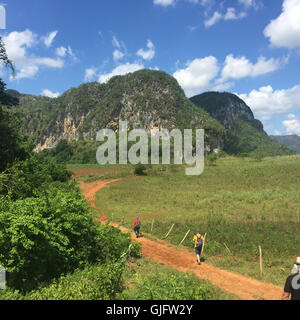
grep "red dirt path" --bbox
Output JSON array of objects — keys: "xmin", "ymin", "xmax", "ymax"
[{"xmin": 78, "ymin": 177, "xmax": 283, "ymax": 300}]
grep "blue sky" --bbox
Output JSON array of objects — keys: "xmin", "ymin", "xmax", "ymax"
[{"xmin": 1, "ymin": 0, "xmax": 300, "ymax": 136}]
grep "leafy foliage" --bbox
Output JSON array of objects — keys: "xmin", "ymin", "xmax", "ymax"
[
  {"xmin": 0, "ymin": 187, "xmax": 139, "ymax": 292},
  {"xmin": 25, "ymin": 262, "xmax": 125, "ymax": 300},
  {"xmin": 0, "ymin": 155, "xmax": 71, "ymax": 200}
]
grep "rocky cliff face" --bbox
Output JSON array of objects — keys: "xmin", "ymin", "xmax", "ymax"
[
  {"xmin": 190, "ymin": 91, "xmax": 262, "ymax": 129},
  {"xmin": 190, "ymin": 91, "xmax": 294, "ymax": 156},
  {"xmin": 14, "ymin": 70, "xmax": 225, "ymax": 152}
]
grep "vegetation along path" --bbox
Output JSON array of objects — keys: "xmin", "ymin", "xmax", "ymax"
[{"xmin": 78, "ymin": 176, "xmax": 283, "ymax": 300}]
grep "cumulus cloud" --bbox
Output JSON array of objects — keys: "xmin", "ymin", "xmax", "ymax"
[
  {"xmin": 98, "ymin": 62, "xmax": 144, "ymax": 83},
  {"xmin": 2, "ymin": 29, "xmax": 67, "ymax": 80},
  {"xmin": 282, "ymin": 114, "xmax": 300, "ymax": 135},
  {"xmin": 41, "ymin": 89, "xmax": 60, "ymax": 98},
  {"xmin": 173, "ymin": 54, "xmax": 285, "ymax": 97},
  {"xmin": 136, "ymin": 40, "xmax": 155, "ymax": 61},
  {"xmin": 264, "ymin": 0, "xmax": 300, "ymax": 48},
  {"xmin": 239, "ymin": 84, "xmax": 300, "ymax": 120},
  {"xmin": 221, "ymin": 55, "xmax": 283, "ymax": 80},
  {"xmin": 173, "ymin": 56, "xmax": 219, "ymax": 97}
]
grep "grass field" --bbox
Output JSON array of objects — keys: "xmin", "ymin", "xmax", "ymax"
[
  {"xmin": 91, "ymin": 155, "xmax": 300, "ymax": 287},
  {"xmin": 118, "ymin": 258, "xmax": 237, "ymax": 300}
]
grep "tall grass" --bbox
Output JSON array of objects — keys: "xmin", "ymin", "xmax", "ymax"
[{"xmin": 96, "ymin": 155, "xmax": 300, "ymax": 285}]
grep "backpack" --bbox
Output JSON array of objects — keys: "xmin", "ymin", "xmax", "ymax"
[
  {"xmin": 196, "ymin": 235, "xmax": 203, "ymax": 248},
  {"xmin": 135, "ymin": 220, "xmax": 141, "ymax": 228}
]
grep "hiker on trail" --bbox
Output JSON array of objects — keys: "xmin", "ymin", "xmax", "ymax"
[
  {"xmin": 133, "ymin": 216, "xmax": 141, "ymax": 238},
  {"xmin": 282, "ymin": 257, "xmax": 300, "ymax": 300},
  {"xmin": 193, "ymin": 231, "xmax": 204, "ymax": 265}
]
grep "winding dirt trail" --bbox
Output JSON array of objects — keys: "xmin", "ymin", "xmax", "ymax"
[{"xmin": 78, "ymin": 178, "xmax": 283, "ymax": 300}]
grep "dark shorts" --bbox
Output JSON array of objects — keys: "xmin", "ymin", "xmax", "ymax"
[
  {"xmin": 195, "ymin": 246, "xmax": 202, "ymax": 255},
  {"xmin": 134, "ymin": 227, "xmax": 140, "ymax": 234}
]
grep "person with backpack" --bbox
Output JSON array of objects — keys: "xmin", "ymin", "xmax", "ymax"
[
  {"xmin": 282, "ymin": 257, "xmax": 300, "ymax": 300},
  {"xmin": 133, "ymin": 216, "xmax": 141, "ymax": 238},
  {"xmin": 193, "ymin": 231, "xmax": 204, "ymax": 265}
]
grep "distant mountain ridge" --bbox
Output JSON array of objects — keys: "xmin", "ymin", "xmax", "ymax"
[
  {"xmin": 12, "ymin": 70, "xmax": 225, "ymax": 153},
  {"xmin": 270, "ymin": 135, "xmax": 300, "ymax": 154},
  {"xmin": 190, "ymin": 91, "xmax": 294, "ymax": 156},
  {"xmin": 8, "ymin": 69, "xmax": 295, "ymax": 157}
]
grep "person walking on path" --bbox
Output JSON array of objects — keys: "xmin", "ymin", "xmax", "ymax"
[
  {"xmin": 282, "ymin": 257, "xmax": 300, "ymax": 300},
  {"xmin": 193, "ymin": 231, "xmax": 204, "ymax": 265},
  {"xmin": 133, "ymin": 216, "xmax": 141, "ymax": 238}
]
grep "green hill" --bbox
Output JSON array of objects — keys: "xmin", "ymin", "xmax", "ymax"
[
  {"xmin": 12, "ymin": 70, "xmax": 225, "ymax": 155},
  {"xmin": 190, "ymin": 92, "xmax": 295, "ymax": 157}
]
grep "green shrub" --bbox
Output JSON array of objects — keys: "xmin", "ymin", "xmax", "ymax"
[
  {"xmin": 25, "ymin": 262, "xmax": 125, "ymax": 300},
  {"xmin": 0, "ymin": 189, "xmax": 140, "ymax": 292},
  {"xmin": 0, "ymin": 155, "xmax": 71, "ymax": 200},
  {"xmin": 134, "ymin": 164, "xmax": 147, "ymax": 176}
]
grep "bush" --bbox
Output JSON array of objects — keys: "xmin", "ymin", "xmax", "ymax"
[
  {"xmin": 0, "ymin": 155, "xmax": 71, "ymax": 200},
  {"xmin": 25, "ymin": 262, "xmax": 125, "ymax": 300},
  {"xmin": 0, "ymin": 189, "xmax": 141, "ymax": 292},
  {"xmin": 206, "ymin": 154, "xmax": 218, "ymax": 166},
  {"xmin": 0, "ymin": 191, "xmax": 99, "ymax": 292},
  {"xmin": 134, "ymin": 164, "xmax": 147, "ymax": 176}
]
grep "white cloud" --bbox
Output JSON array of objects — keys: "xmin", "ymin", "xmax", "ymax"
[
  {"xmin": 15, "ymin": 65, "xmax": 39, "ymax": 80},
  {"xmin": 224, "ymin": 8, "xmax": 246, "ymax": 20},
  {"xmin": 173, "ymin": 56, "xmax": 219, "ymax": 97},
  {"xmin": 113, "ymin": 49, "xmax": 125, "ymax": 61},
  {"xmin": 221, "ymin": 55, "xmax": 283, "ymax": 80},
  {"xmin": 173, "ymin": 53, "xmax": 286, "ymax": 97},
  {"xmin": 3, "ymin": 29, "xmax": 37, "ymax": 61},
  {"xmin": 98, "ymin": 63, "xmax": 144, "ymax": 83},
  {"xmin": 55, "ymin": 45, "xmax": 77, "ymax": 62},
  {"xmin": 112, "ymin": 36, "xmax": 121, "ymax": 49},
  {"xmin": 153, "ymin": 0, "xmax": 176, "ymax": 7},
  {"xmin": 3, "ymin": 29, "xmax": 66, "ymax": 80},
  {"xmin": 136, "ymin": 40, "xmax": 155, "ymax": 61},
  {"xmin": 264, "ymin": 0, "xmax": 300, "ymax": 49},
  {"xmin": 273, "ymin": 130, "xmax": 281, "ymax": 135},
  {"xmin": 41, "ymin": 89, "xmax": 60, "ymax": 98},
  {"xmin": 56, "ymin": 46, "xmax": 67, "ymax": 57},
  {"xmin": 204, "ymin": 8, "xmax": 247, "ymax": 27},
  {"xmin": 238, "ymin": 0, "xmax": 262, "ymax": 10},
  {"xmin": 66, "ymin": 46, "xmax": 78, "ymax": 62},
  {"xmin": 43, "ymin": 31, "xmax": 58, "ymax": 48},
  {"xmin": 84, "ymin": 68, "xmax": 97, "ymax": 82},
  {"xmin": 239, "ymin": 84, "xmax": 300, "ymax": 120},
  {"xmin": 111, "ymin": 36, "xmax": 127, "ymax": 61},
  {"xmin": 204, "ymin": 11, "xmax": 223, "ymax": 28},
  {"xmin": 283, "ymin": 116, "xmax": 300, "ymax": 135}
]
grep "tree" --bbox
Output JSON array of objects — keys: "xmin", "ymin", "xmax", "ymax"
[{"xmin": 0, "ymin": 37, "xmax": 28, "ymax": 172}]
